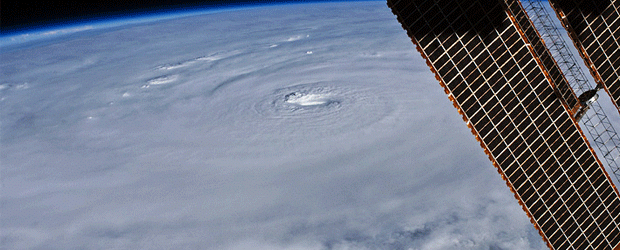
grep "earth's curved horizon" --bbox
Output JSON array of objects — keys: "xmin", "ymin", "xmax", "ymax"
[{"xmin": 3, "ymin": 1, "xmax": 605, "ymax": 249}]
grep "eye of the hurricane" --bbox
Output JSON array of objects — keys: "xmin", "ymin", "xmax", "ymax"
[{"xmin": 284, "ymin": 92, "xmax": 336, "ymax": 107}]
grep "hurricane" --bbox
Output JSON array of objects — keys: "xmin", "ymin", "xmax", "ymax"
[{"xmin": 1, "ymin": 2, "xmax": 551, "ymax": 249}]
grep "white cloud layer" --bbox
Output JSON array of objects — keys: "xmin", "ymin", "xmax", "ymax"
[{"xmin": 4, "ymin": 1, "xmax": 604, "ymax": 249}]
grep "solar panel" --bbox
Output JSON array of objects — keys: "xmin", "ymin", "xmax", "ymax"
[
  {"xmin": 548, "ymin": 0, "xmax": 620, "ymax": 114},
  {"xmin": 386, "ymin": 0, "xmax": 620, "ymax": 249},
  {"xmin": 508, "ymin": 1, "xmax": 581, "ymax": 114}
]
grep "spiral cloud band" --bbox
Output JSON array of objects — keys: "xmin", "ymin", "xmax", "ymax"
[{"xmin": 1, "ymin": 2, "xmax": 555, "ymax": 249}]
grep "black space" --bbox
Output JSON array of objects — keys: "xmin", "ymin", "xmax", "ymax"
[
  {"xmin": 1, "ymin": 0, "xmax": 324, "ymax": 33},
  {"xmin": 552, "ymin": 0, "xmax": 612, "ymax": 15}
]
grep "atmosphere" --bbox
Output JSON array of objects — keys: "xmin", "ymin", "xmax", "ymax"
[{"xmin": 3, "ymin": 1, "xmax": 614, "ymax": 249}]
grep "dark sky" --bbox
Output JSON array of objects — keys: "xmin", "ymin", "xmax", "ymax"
[{"xmin": 1, "ymin": 0, "xmax": 328, "ymax": 32}]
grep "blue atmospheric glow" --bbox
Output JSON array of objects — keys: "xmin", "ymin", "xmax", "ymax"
[
  {"xmin": 0, "ymin": 7, "xmax": 235, "ymax": 47},
  {"xmin": 1, "ymin": 1, "xmax": 556, "ymax": 248},
  {"xmin": 0, "ymin": 0, "xmax": 377, "ymax": 47}
]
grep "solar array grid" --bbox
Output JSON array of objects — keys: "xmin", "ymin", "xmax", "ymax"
[
  {"xmin": 506, "ymin": 0, "xmax": 581, "ymax": 113},
  {"xmin": 387, "ymin": 0, "xmax": 620, "ymax": 249},
  {"xmin": 549, "ymin": 0, "xmax": 620, "ymax": 113}
]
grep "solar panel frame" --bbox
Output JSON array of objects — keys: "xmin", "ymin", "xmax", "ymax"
[
  {"xmin": 548, "ymin": 0, "xmax": 620, "ymax": 115},
  {"xmin": 386, "ymin": 0, "xmax": 620, "ymax": 249}
]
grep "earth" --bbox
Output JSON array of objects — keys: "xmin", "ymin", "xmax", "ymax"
[{"xmin": 2, "ymin": 1, "xmax": 584, "ymax": 249}]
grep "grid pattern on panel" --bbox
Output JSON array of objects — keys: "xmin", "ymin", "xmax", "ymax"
[
  {"xmin": 506, "ymin": 0, "xmax": 580, "ymax": 113},
  {"xmin": 549, "ymin": 0, "xmax": 620, "ymax": 113},
  {"xmin": 386, "ymin": 0, "xmax": 620, "ymax": 249}
]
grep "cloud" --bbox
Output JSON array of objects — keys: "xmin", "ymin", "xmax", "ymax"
[{"xmin": 0, "ymin": 2, "xmax": 559, "ymax": 250}]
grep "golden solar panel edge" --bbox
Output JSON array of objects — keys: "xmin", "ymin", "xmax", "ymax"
[
  {"xmin": 385, "ymin": 1, "xmax": 555, "ymax": 249},
  {"xmin": 548, "ymin": 5, "xmax": 606, "ymax": 111},
  {"xmin": 509, "ymin": 0, "xmax": 582, "ymax": 115},
  {"xmin": 503, "ymin": 7, "xmax": 585, "ymax": 247},
  {"xmin": 548, "ymin": 0, "xmax": 620, "ymax": 116},
  {"xmin": 510, "ymin": 0, "xmax": 620, "ymax": 200},
  {"xmin": 507, "ymin": 1, "xmax": 579, "ymax": 116},
  {"xmin": 546, "ymin": 0, "xmax": 620, "ymax": 198},
  {"xmin": 387, "ymin": 0, "xmax": 620, "ymax": 248},
  {"xmin": 546, "ymin": 4, "xmax": 599, "ymax": 85}
]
